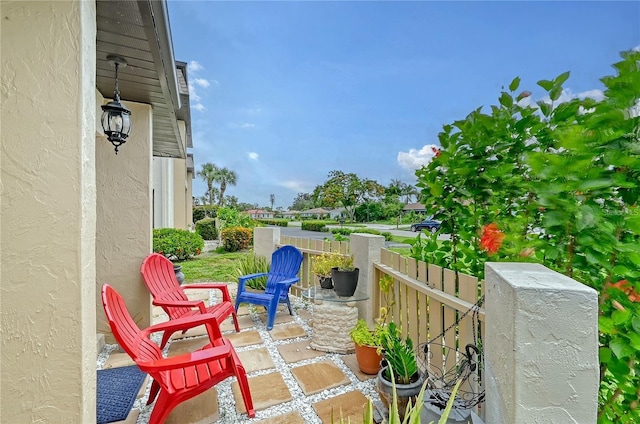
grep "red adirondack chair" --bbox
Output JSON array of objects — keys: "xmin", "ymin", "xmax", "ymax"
[
  {"xmin": 141, "ymin": 253, "xmax": 240, "ymax": 347},
  {"xmin": 101, "ymin": 284, "xmax": 255, "ymax": 423}
]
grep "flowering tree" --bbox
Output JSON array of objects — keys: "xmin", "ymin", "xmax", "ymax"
[
  {"xmin": 414, "ymin": 50, "xmax": 640, "ymax": 422},
  {"xmin": 313, "ymin": 170, "xmax": 384, "ymax": 222}
]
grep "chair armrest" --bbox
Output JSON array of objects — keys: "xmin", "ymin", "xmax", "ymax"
[
  {"xmin": 152, "ymin": 298, "xmax": 207, "ymax": 314},
  {"xmin": 143, "ymin": 312, "xmax": 222, "ymax": 336},
  {"xmin": 137, "ymin": 342, "xmax": 233, "ymax": 372},
  {"xmin": 238, "ymin": 272, "xmax": 268, "ymax": 292},
  {"xmin": 275, "ymin": 277, "xmax": 299, "ymax": 287},
  {"xmin": 181, "ymin": 283, "xmax": 233, "ymax": 303}
]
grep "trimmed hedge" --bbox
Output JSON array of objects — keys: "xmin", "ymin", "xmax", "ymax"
[
  {"xmin": 220, "ymin": 226, "xmax": 253, "ymax": 252},
  {"xmin": 329, "ymin": 227, "xmax": 393, "ymax": 241},
  {"xmin": 153, "ymin": 228, "xmax": 204, "ymax": 260},
  {"xmin": 256, "ymin": 219, "xmax": 289, "ymax": 227},
  {"xmin": 195, "ymin": 217, "xmax": 217, "ymax": 240},
  {"xmin": 301, "ymin": 220, "xmax": 330, "ymax": 232},
  {"xmin": 193, "ymin": 205, "xmax": 217, "ymax": 223}
]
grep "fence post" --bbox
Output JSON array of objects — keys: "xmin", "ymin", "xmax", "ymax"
[
  {"xmin": 350, "ymin": 233, "xmax": 385, "ymax": 324},
  {"xmin": 484, "ymin": 262, "xmax": 599, "ymax": 423},
  {"xmin": 253, "ymin": 227, "xmax": 280, "ymax": 262}
]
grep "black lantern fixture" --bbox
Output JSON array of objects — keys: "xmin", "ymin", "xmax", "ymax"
[{"xmin": 101, "ymin": 55, "xmax": 132, "ymax": 154}]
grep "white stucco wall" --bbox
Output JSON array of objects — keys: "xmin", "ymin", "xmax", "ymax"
[
  {"xmin": 96, "ymin": 100, "xmax": 153, "ymax": 340},
  {"xmin": 173, "ymin": 157, "xmax": 187, "ymax": 230},
  {"xmin": 153, "ymin": 157, "xmax": 175, "ymax": 229},
  {"xmin": 484, "ymin": 262, "xmax": 599, "ymax": 423},
  {"xmin": 1, "ymin": 1, "xmax": 97, "ymax": 421}
]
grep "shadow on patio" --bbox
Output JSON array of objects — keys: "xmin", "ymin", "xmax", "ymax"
[{"xmin": 97, "ymin": 284, "xmax": 382, "ymax": 424}]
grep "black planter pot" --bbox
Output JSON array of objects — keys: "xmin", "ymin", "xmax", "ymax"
[
  {"xmin": 173, "ymin": 265, "xmax": 185, "ymax": 285},
  {"xmin": 331, "ymin": 267, "xmax": 359, "ymax": 297},
  {"xmin": 318, "ymin": 275, "xmax": 333, "ymax": 289}
]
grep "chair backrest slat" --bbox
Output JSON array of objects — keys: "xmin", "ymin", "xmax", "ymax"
[
  {"xmin": 141, "ymin": 253, "xmax": 193, "ymax": 319},
  {"xmin": 264, "ymin": 246, "xmax": 303, "ymax": 294}
]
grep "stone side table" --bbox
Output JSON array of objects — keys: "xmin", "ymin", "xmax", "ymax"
[{"xmin": 302, "ymin": 287, "xmax": 369, "ymax": 354}]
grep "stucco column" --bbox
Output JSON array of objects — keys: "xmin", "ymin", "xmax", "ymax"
[
  {"xmin": 1, "ymin": 1, "xmax": 97, "ymax": 422},
  {"xmin": 484, "ymin": 262, "xmax": 599, "ymax": 423},
  {"xmin": 253, "ymin": 227, "xmax": 281, "ymax": 261},
  {"xmin": 96, "ymin": 100, "xmax": 153, "ymax": 340},
  {"xmin": 350, "ymin": 233, "xmax": 385, "ymax": 323}
]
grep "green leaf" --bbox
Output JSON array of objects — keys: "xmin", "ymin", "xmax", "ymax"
[
  {"xmin": 537, "ymin": 79, "xmax": 555, "ymax": 91},
  {"xmin": 537, "ymin": 101, "xmax": 552, "ymax": 117},
  {"xmin": 612, "ymin": 309, "xmax": 631, "ymax": 325},
  {"xmin": 499, "ymin": 92, "xmax": 513, "ymax": 108},
  {"xmin": 610, "ymin": 339, "xmax": 634, "ymax": 359},
  {"xmin": 599, "ymin": 316, "xmax": 615, "ymax": 333},
  {"xmin": 509, "ymin": 76, "xmax": 521, "ymax": 92},
  {"xmin": 632, "ymin": 316, "xmax": 640, "ymax": 333},
  {"xmin": 628, "ymin": 332, "xmax": 640, "ymax": 351},
  {"xmin": 550, "ymin": 86, "xmax": 562, "ymax": 101},
  {"xmin": 599, "ymin": 347, "xmax": 612, "ymax": 363},
  {"xmin": 554, "ymin": 71, "xmax": 571, "ymax": 86}
]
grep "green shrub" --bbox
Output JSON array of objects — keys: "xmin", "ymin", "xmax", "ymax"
[
  {"xmin": 329, "ymin": 227, "xmax": 393, "ymax": 241},
  {"xmin": 193, "ymin": 205, "xmax": 217, "ymax": 223},
  {"xmin": 153, "ymin": 228, "xmax": 204, "ymax": 261},
  {"xmin": 195, "ymin": 218, "xmax": 218, "ymax": 240},
  {"xmin": 217, "ymin": 207, "xmax": 258, "ymax": 229},
  {"xmin": 220, "ymin": 226, "xmax": 253, "ymax": 252},
  {"xmin": 256, "ymin": 219, "xmax": 288, "ymax": 227},
  {"xmin": 234, "ymin": 253, "xmax": 269, "ymax": 289},
  {"xmin": 301, "ymin": 220, "xmax": 329, "ymax": 232}
]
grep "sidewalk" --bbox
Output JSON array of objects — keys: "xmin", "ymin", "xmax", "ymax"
[{"xmin": 97, "ymin": 285, "xmax": 382, "ymax": 424}]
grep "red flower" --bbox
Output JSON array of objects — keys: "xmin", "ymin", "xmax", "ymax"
[
  {"xmin": 431, "ymin": 146, "xmax": 441, "ymax": 157},
  {"xmin": 480, "ymin": 223, "xmax": 505, "ymax": 255},
  {"xmin": 609, "ymin": 279, "xmax": 640, "ymax": 303}
]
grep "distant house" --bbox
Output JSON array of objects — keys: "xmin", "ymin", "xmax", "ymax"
[
  {"xmin": 402, "ymin": 203, "xmax": 426, "ymax": 213},
  {"xmin": 246, "ymin": 209, "xmax": 275, "ymax": 219},
  {"xmin": 300, "ymin": 207, "xmax": 332, "ymax": 219},
  {"xmin": 327, "ymin": 207, "xmax": 346, "ymax": 220},
  {"xmin": 281, "ymin": 210, "xmax": 299, "ymax": 219}
]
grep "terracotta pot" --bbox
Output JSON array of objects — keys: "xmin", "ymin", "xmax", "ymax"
[
  {"xmin": 376, "ymin": 367, "xmax": 424, "ymax": 420},
  {"xmin": 354, "ymin": 343, "xmax": 382, "ymax": 374}
]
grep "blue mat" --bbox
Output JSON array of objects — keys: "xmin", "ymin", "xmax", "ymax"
[{"xmin": 97, "ymin": 365, "xmax": 147, "ymax": 424}]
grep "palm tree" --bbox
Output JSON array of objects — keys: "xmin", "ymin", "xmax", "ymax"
[
  {"xmin": 197, "ymin": 162, "xmax": 220, "ymax": 205},
  {"xmin": 402, "ymin": 184, "xmax": 418, "ymax": 204},
  {"xmin": 214, "ymin": 167, "xmax": 238, "ymax": 206}
]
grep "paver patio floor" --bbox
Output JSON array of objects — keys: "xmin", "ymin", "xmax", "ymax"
[{"xmin": 97, "ymin": 286, "xmax": 381, "ymax": 424}]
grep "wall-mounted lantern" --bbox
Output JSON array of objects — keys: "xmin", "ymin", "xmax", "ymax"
[{"xmin": 101, "ymin": 55, "xmax": 132, "ymax": 154}]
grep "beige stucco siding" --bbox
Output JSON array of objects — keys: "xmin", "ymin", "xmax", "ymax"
[
  {"xmin": 95, "ymin": 100, "xmax": 153, "ymax": 340},
  {"xmin": 1, "ymin": 1, "xmax": 97, "ymax": 422},
  {"xmin": 173, "ymin": 157, "xmax": 187, "ymax": 229}
]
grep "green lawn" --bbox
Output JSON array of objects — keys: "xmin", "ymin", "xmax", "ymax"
[{"xmin": 176, "ymin": 251, "xmax": 250, "ymax": 283}]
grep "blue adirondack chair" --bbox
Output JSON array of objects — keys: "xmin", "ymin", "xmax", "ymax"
[{"xmin": 235, "ymin": 245, "xmax": 303, "ymax": 330}]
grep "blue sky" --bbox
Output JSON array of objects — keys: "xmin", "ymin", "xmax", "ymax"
[{"xmin": 167, "ymin": 1, "xmax": 639, "ymax": 210}]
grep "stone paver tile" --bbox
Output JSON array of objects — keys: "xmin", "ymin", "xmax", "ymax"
[
  {"xmin": 137, "ymin": 375, "xmax": 150, "ymax": 399},
  {"xmin": 103, "ymin": 351, "xmax": 135, "ymax": 368},
  {"xmin": 232, "ymin": 372, "xmax": 292, "ymax": 414},
  {"xmin": 152, "ymin": 314, "xmax": 169, "ymax": 325},
  {"xmin": 255, "ymin": 411, "xmax": 306, "ymax": 424},
  {"xmin": 313, "ymin": 391, "xmax": 369, "ymax": 424},
  {"xmin": 170, "ymin": 324, "xmax": 209, "ymax": 341},
  {"xmin": 167, "ymin": 337, "xmax": 209, "ymax": 357},
  {"xmin": 183, "ymin": 287, "xmax": 211, "ymax": 301},
  {"xmin": 221, "ymin": 314, "xmax": 254, "ymax": 332},
  {"xmin": 226, "ymin": 330, "xmax": 263, "ymax": 348},
  {"xmin": 278, "ymin": 340, "xmax": 325, "ymax": 363},
  {"xmin": 237, "ymin": 347, "xmax": 275, "ymax": 373},
  {"xmin": 165, "ymin": 388, "xmax": 218, "ymax": 424},
  {"xmin": 341, "ymin": 354, "xmax": 378, "ymax": 381},
  {"xmin": 112, "ymin": 408, "xmax": 139, "ymax": 424},
  {"xmin": 270, "ymin": 323, "xmax": 307, "ymax": 341},
  {"xmin": 257, "ymin": 310, "xmax": 295, "ymax": 326},
  {"xmin": 295, "ymin": 309, "xmax": 312, "ymax": 323},
  {"xmin": 236, "ymin": 305, "xmax": 251, "ymax": 316},
  {"xmin": 152, "ymin": 305, "xmax": 166, "ymax": 317},
  {"xmin": 291, "ymin": 360, "xmax": 350, "ymax": 396}
]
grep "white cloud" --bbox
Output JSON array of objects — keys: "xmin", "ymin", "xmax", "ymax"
[
  {"xmin": 240, "ymin": 123, "xmax": 255, "ymax": 128},
  {"xmin": 194, "ymin": 78, "xmax": 210, "ymax": 88},
  {"xmin": 193, "ymin": 103, "xmax": 206, "ymax": 112},
  {"xmin": 189, "ymin": 60, "xmax": 203, "ymax": 72},
  {"xmin": 633, "ymin": 45, "xmax": 640, "ymax": 52},
  {"xmin": 279, "ymin": 180, "xmax": 312, "ymax": 192},
  {"xmin": 248, "ymin": 152, "xmax": 259, "ymax": 160},
  {"xmin": 188, "ymin": 82, "xmax": 201, "ymax": 102},
  {"xmin": 397, "ymin": 144, "xmax": 439, "ymax": 171},
  {"xmin": 543, "ymin": 88, "xmax": 605, "ymax": 105}
]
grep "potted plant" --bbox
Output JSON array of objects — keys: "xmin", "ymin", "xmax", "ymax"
[
  {"xmin": 349, "ymin": 319, "xmax": 384, "ymax": 374},
  {"xmin": 376, "ymin": 321, "xmax": 424, "ymax": 421},
  {"xmin": 331, "ymin": 254, "xmax": 359, "ymax": 297},
  {"xmin": 311, "ymin": 252, "xmax": 343, "ymax": 289}
]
